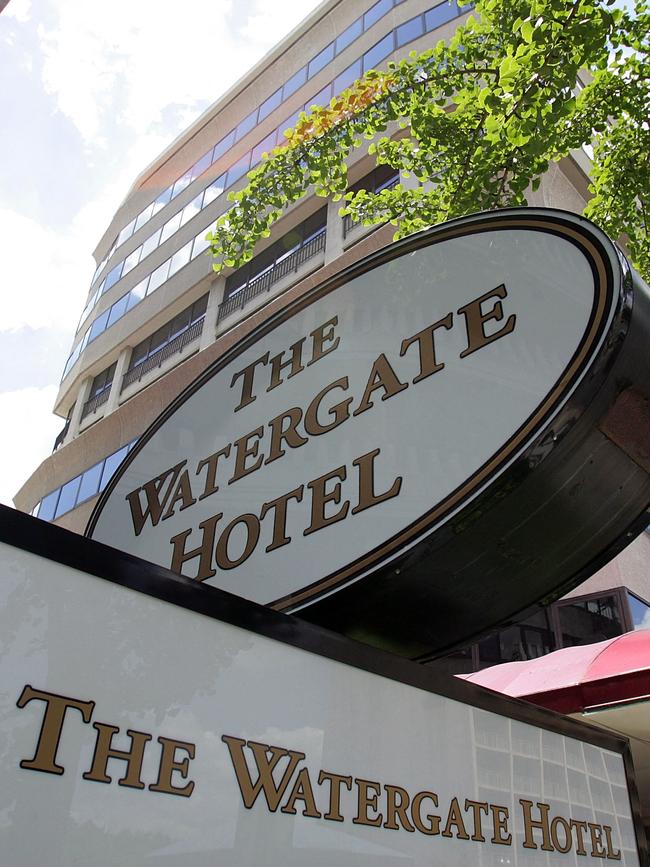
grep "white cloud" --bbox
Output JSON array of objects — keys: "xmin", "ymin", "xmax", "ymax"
[
  {"xmin": 36, "ymin": 0, "xmax": 321, "ymax": 145},
  {"xmin": 0, "ymin": 385, "xmax": 61, "ymax": 507},
  {"xmin": 4, "ymin": 0, "xmax": 32, "ymax": 23}
]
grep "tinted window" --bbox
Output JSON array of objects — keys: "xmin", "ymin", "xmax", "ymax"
[
  {"xmin": 308, "ymin": 84, "xmax": 332, "ymax": 109},
  {"xmin": 122, "ymin": 246, "xmax": 141, "ymax": 276},
  {"xmin": 226, "ymin": 153, "xmax": 251, "ymax": 187},
  {"xmin": 117, "ymin": 218, "xmax": 136, "ymax": 247},
  {"xmin": 251, "ymin": 131, "xmax": 277, "ymax": 166},
  {"xmin": 203, "ymin": 174, "xmax": 226, "ymax": 205},
  {"xmin": 364, "ymin": 0, "xmax": 393, "ymax": 30},
  {"xmin": 235, "ymin": 110, "xmax": 257, "ymax": 142},
  {"xmin": 55, "ymin": 475, "xmax": 81, "ymax": 518},
  {"xmin": 135, "ymin": 203, "xmax": 154, "ymax": 232},
  {"xmin": 127, "ymin": 279, "xmax": 148, "ymax": 311},
  {"xmin": 192, "ymin": 232, "xmax": 211, "ymax": 258},
  {"xmin": 283, "ymin": 66, "xmax": 307, "ymax": 99},
  {"xmin": 88, "ymin": 308, "xmax": 110, "ymax": 342},
  {"xmin": 190, "ymin": 150, "xmax": 212, "ymax": 182},
  {"xmin": 334, "ymin": 60, "xmax": 362, "ymax": 95},
  {"xmin": 363, "ymin": 32, "xmax": 394, "ymax": 71},
  {"xmin": 107, "ymin": 294, "xmax": 129, "ymax": 328},
  {"xmin": 37, "ymin": 489, "xmax": 60, "ymax": 521},
  {"xmin": 169, "ymin": 242, "xmax": 192, "ymax": 277},
  {"xmin": 258, "ymin": 88, "xmax": 282, "ymax": 121},
  {"xmin": 212, "ymin": 130, "xmax": 235, "ymax": 162},
  {"xmin": 180, "ymin": 194, "xmax": 203, "ymax": 227},
  {"xmin": 100, "ymin": 446, "xmax": 129, "ymax": 492},
  {"xmin": 308, "ymin": 42, "xmax": 334, "ymax": 79},
  {"xmin": 335, "ymin": 18, "xmax": 362, "ymax": 54},
  {"xmin": 397, "ymin": 15, "xmax": 424, "ymax": 47},
  {"xmin": 152, "ymin": 185, "xmax": 173, "ymax": 214},
  {"xmin": 141, "ymin": 228, "xmax": 162, "ymax": 260},
  {"xmin": 171, "ymin": 172, "xmax": 191, "ymax": 198},
  {"xmin": 557, "ymin": 595, "xmax": 624, "ymax": 647},
  {"xmin": 77, "ymin": 461, "xmax": 103, "ymax": 503},
  {"xmin": 628, "ymin": 592, "xmax": 650, "ymax": 630},
  {"xmin": 104, "ymin": 262, "xmax": 123, "ymax": 292},
  {"xmin": 425, "ymin": 1, "xmax": 457, "ymax": 31},
  {"xmin": 147, "ymin": 260, "xmax": 170, "ymax": 294},
  {"xmin": 160, "ymin": 210, "xmax": 183, "ymax": 244}
]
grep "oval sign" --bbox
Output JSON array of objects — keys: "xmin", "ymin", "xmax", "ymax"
[{"xmin": 88, "ymin": 209, "xmax": 650, "ymax": 657}]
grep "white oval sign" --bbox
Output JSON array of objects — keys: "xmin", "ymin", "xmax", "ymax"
[{"xmin": 88, "ymin": 210, "xmax": 622, "ymax": 617}]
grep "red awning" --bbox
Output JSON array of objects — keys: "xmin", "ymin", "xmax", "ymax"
[{"xmin": 461, "ymin": 629, "xmax": 650, "ymax": 714}]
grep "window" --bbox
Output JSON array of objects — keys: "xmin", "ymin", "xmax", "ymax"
[
  {"xmin": 557, "ymin": 595, "xmax": 625, "ymax": 647},
  {"xmin": 180, "ymin": 194, "xmax": 203, "ymax": 227},
  {"xmin": 192, "ymin": 231, "xmax": 211, "ymax": 258},
  {"xmin": 128, "ymin": 295, "xmax": 208, "ymax": 371},
  {"xmin": 478, "ymin": 610, "xmax": 556, "ymax": 667},
  {"xmin": 349, "ymin": 163, "xmax": 400, "ymax": 195},
  {"xmin": 308, "ymin": 43, "xmax": 334, "ymax": 79},
  {"xmin": 88, "ymin": 363, "xmax": 116, "ymax": 401},
  {"xmin": 147, "ymin": 259, "xmax": 170, "ymax": 294},
  {"xmin": 226, "ymin": 153, "xmax": 251, "ymax": 187},
  {"xmin": 103, "ymin": 262, "xmax": 123, "ymax": 293},
  {"xmin": 309, "ymin": 84, "xmax": 332, "ymax": 109},
  {"xmin": 100, "ymin": 445, "xmax": 130, "ymax": 492},
  {"xmin": 283, "ymin": 66, "xmax": 307, "ymax": 100},
  {"xmin": 54, "ymin": 476, "xmax": 81, "ymax": 519},
  {"xmin": 212, "ymin": 130, "xmax": 235, "ymax": 163},
  {"xmin": 258, "ymin": 88, "xmax": 282, "ymax": 122},
  {"xmin": 151, "ymin": 185, "xmax": 173, "ymax": 215},
  {"xmin": 77, "ymin": 461, "xmax": 103, "ymax": 503},
  {"xmin": 171, "ymin": 171, "xmax": 192, "ymax": 198},
  {"xmin": 363, "ymin": 32, "xmax": 394, "ymax": 72},
  {"xmin": 425, "ymin": 1, "xmax": 458, "ymax": 32},
  {"xmin": 116, "ymin": 218, "xmax": 136, "ymax": 247},
  {"xmin": 336, "ymin": 18, "xmax": 362, "ymax": 55},
  {"xmin": 397, "ymin": 15, "xmax": 424, "ymax": 47},
  {"xmin": 225, "ymin": 208, "xmax": 326, "ymax": 298},
  {"xmin": 88, "ymin": 308, "xmax": 110, "ymax": 343},
  {"xmin": 134, "ymin": 204, "xmax": 154, "ymax": 232},
  {"xmin": 107, "ymin": 294, "xmax": 129, "ymax": 327},
  {"xmin": 364, "ymin": 0, "xmax": 393, "ymax": 30},
  {"xmin": 334, "ymin": 60, "xmax": 362, "ymax": 95},
  {"xmin": 37, "ymin": 489, "xmax": 60, "ymax": 521},
  {"xmin": 203, "ymin": 175, "xmax": 225, "ymax": 205},
  {"xmin": 169, "ymin": 241, "xmax": 192, "ymax": 277},
  {"xmin": 627, "ymin": 592, "xmax": 650, "ymax": 630},
  {"xmin": 190, "ymin": 150, "xmax": 212, "ymax": 182},
  {"xmin": 127, "ymin": 279, "xmax": 148, "ymax": 311},
  {"xmin": 160, "ymin": 210, "xmax": 183, "ymax": 244},
  {"xmin": 235, "ymin": 110, "xmax": 257, "ymax": 142},
  {"xmin": 122, "ymin": 245, "xmax": 142, "ymax": 276},
  {"xmin": 251, "ymin": 132, "xmax": 277, "ymax": 166},
  {"xmin": 141, "ymin": 228, "xmax": 162, "ymax": 260}
]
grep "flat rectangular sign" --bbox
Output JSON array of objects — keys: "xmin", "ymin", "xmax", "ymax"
[{"xmin": 1, "ymin": 506, "xmax": 647, "ymax": 865}]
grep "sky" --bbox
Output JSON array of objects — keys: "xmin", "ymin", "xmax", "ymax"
[{"xmin": 0, "ymin": 0, "xmax": 323, "ymax": 508}]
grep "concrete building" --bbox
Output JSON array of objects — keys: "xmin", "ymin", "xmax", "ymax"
[{"xmin": 14, "ymin": 0, "xmax": 650, "ymax": 666}]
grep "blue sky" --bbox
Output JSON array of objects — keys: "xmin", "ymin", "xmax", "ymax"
[{"xmin": 0, "ymin": 0, "xmax": 321, "ymax": 506}]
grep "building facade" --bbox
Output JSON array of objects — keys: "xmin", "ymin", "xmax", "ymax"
[{"xmin": 14, "ymin": 0, "xmax": 650, "ymax": 661}]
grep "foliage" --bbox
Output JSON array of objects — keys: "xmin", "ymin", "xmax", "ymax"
[{"xmin": 207, "ymin": 0, "xmax": 650, "ymax": 280}]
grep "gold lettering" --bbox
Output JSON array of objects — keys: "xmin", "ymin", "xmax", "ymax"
[
  {"xmin": 221, "ymin": 736, "xmax": 305, "ymax": 812},
  {"xmin": 551, "ymin": 815, "xmax": 573, "ymax": 854},
  {"xmin": 589, "ymin": 823, "xmax": 607, "ymax": 858},
  {"xmin": 308, "ymin": 316, "xmax": 340, "ymax": 366},
  {"xmin": 17, "ymin": 685, "xmax": 94, "ymax": 775},
  {"xmin": 215, "ymin": 513, "xmax": 260, "ymax": 570},
  {"xmin": 169, "ymin": 512, "xmax": 221, "ymax": 581},
  {"xmin": 281, "ymin": 767, "xmax": 322, "ymax": 818},
  {"xmin": 384, "ymin": 784, "xmax": 415, "ymax": 832},
  {"xmin": 317, "ymin": 770, "xmax": 352, "ymax": 822},
  {"xmin": 303, "ymin": 465, "xmax": 349, "ymax": 537},
  {"xmin": 260, "ymin": 486, "xmax": 304, "ymax": 552},
  {"xmin": 490, "ymin": 804, "xmax": 512, "ymax": 846},
  {"xmin": 411, "ymin": 791, "xmax": 440, "ymax": 835},
  {"xmin": 400, "ymin": 313, "xmax": 453, "ymax": 382},
  {"xmin": 196, "ymin": 445, "xmax": 231, "ymax": 500},
  {"xmin": 520, "ymin": 799, "xmax": 554, "ymax": 851},
  {"xmin": 265, "ymin": 407, "xmax": 307, "ymax": 465},
  {"xmin": 125, "ymin": 460, "xmax": 187, "ymax": 536},
  {"xmin": 604, "ymin": 825, "xmax": 622, "ymax": 861},
  {"xmin": 571, "ymin": 819, "xmax": 589, "ymax": 856},
  {"xmin": 230, "ymin": 427, "xmax": 264, "ymax": 483},
  {"xmin": 230, "ymin": 352, "xmax": 269, "ymax": 412},
  {"xmin": 353, "ymin": 353, "xmax": 408, "ymax": 417},
  {"xmin": 83, "ymin": 723, "xmax": 152, "ymax": 789},
  {"xmin": 458, "ymin": 283, "xmax": 516, "ymax": 358},
  {"xmin": 352, "ymin": 448, "xmax": 402, "ymax": 515},
  {"xmin": 441, "ymin": 796, "xmax": 470, "ymax": 840},
  {"xmin": 353, "ymin": 778, "xmax": 383, "ymax": 827},
  {"xmin": 304, "ymin": 377, "xmax": 352, "ymax": 436},
  {"xmin": 268, "ymin": 339, "xmax": 306, "ymax": 392},
  {"xmin": 149, "ymin": 737, "xmax": 195, "ymax": 798},
  {"xmin": 161, "ymin": 469, "xmax": 196, "ymax": 521},
  {"xmin": 464, "ymin": 799, "xmax": 489, "ymax": 842}
]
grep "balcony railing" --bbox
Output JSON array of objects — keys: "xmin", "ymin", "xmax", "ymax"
[
  {"xmin": 53, "ymin": 417, "xmax": 70, "ymax": 452},
  {"xmin": 81, "ymin": 386, "xmax": 111, "ymax": 420},
  {"xmin": 342, "ymin": 175, "xmax": 400, "ymax": 239},
  {"xmin": 217, "ymin": 228, "xmax": 326, "ymax": 324},
  {"xmin": 121, "ymin": 317, "xmax": 204, "ymax": 392}
]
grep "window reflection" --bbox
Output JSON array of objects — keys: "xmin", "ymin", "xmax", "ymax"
[
  {"xmin": 557, "ymin": 595, "xmax": 624, "ymax": 646},
  {"xmin": 627, "ymin": 592, "xmax": 650, "ymax": 630}
]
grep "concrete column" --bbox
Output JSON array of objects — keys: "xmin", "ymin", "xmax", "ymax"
[
  {"xmin": 324, "ymin": 197, "xmax": 344, "ymax": 264},
  {"xmin": 105, "ymin": 346, "xmax": 132, "ymax": 415},
  {"xmin": 201, "ymin": 276, "xmax": 225, "ymax": 348},
  {"xmin": 66, "ymin": 376, "xmax": 93, "ymax": 443}
]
